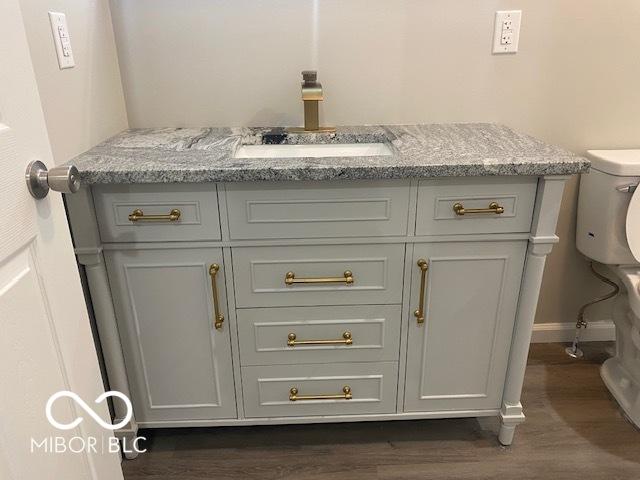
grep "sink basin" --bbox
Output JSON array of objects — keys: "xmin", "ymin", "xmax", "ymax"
[{"xmin": 234, "ymin": 143, "xmax": 393, "ymax": 159}]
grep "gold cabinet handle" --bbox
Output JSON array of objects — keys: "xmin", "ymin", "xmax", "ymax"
[
  {"xmin": 208, "ymin": 264, "xmax": 224, "ymax": 330},
  {"xmin": 289, "ymin": 386, "xmax": 352, "ymax": 402},
  {"xmin": 287, "ymin": 331, "xmax": 353, "ymax": 347},
  {"xmin": 284, "ymin": 270, "xmax": 354, "ymax": 286},
  {"xmin": 413, "ymin": 259, "xmax": 428, "ymax": 324},
  {"xmin": 128, "ymin": 208, "xmax": 181, "ymax": 222},
  {"xmin": 452, "ymin": 202, "xmax": 504, "ymax": 216}
]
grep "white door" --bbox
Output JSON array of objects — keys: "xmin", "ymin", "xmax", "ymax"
[{"xmin": 0, "ymin": 1, "xmax": 124, "ymax": 478}]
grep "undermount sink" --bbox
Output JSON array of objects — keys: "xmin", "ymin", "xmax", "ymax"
[{"xmin": 233, "ymin": 143, "xmax": 393, "ymax": 159}]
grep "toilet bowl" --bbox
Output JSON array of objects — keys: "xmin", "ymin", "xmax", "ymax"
[
  {"xmin": 576, "ymin": 149, "xmax": 640, "ymax": 428},
  {"xmin": 615, "ymin": 267, "xmax": 640, "ymax": 332},
  {"xmin": 601, "ymin": 288, "xmax": 640, "ymax": 428}
]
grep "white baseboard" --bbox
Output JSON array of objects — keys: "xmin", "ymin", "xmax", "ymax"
[{"xmin": 531, "ymin": 320, "xmax": 616, "ymax": 343}]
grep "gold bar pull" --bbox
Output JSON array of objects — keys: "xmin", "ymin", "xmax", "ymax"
[
  {"xmin": 413, "ymin": 259, "xmax": 428, "ymax": 324},
  {"xmin": 289, "ymin": 386, "xmax": 352, "ymax": 402},
  {"xmin": 209, "ymin": 264, "xmax": 224, "ymax": 330},
  {"xmin": 285, "ymin": 270, "xmax": 354, "ymax": 286},
  {"xmin": 287, "ymin": 331, "xmax": 353, "ymax": 347},
  {"xmin": 452, "ymin": 202, "xmax": 504, "ymax": 216},
  {"xmin": 128, "ymin": 208, "xmax": 181, "ymax": 222}
]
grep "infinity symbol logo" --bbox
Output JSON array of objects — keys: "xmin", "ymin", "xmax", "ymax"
[{"xmin": 45, "ymin": 391, "xmax": 133, "ymax": 431}]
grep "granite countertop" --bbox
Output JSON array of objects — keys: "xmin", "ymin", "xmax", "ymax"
[{"xmin": 69, "ymin": 124, "xmax": 589, "ymax": 184}]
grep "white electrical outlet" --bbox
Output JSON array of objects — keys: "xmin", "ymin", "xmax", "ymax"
[
  {"xmin": 48, "ymin": 11, "xmax": 75, "ymax": 69},
  {"xmin": 493, "ymin": 10, "xmax": 522, "ymax": 54}
]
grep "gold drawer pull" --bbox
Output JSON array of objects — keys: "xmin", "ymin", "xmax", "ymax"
[
  {"xmin": 289, "ymin": 386, "xmax": 352, "ymax": 402},
  {"xmin": 209, "ymin": 264, "xmax": 224, "ymax": 330},
  {"xmin": 452, "ymin": 202, "xmax": 504, "ymax": 216},
  {"xmin": 128, "ymin": 208, "xmax": 181, "ymax": 222},
  {"xmin": 285, "ymin": 270, "xmax": 354, "ymax": 286},
  {"xmin": 414, "ymin": 259, "xmax": 428, "ymax": 324},
  {"xmin": 287, "ymin": 331, "xmax": 353, "ymax": 347}
]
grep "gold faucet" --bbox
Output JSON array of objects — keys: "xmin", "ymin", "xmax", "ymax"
[{"xmin": 287, "ymin": 70, "xmax": 335, "ymax": 133}]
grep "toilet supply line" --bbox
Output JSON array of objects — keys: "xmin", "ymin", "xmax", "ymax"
[{"xmin": 566, "ymin": 261, "xmax": 620, "ymax": 359}]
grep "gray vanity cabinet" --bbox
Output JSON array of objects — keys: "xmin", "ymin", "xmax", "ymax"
[
  {"xmin": 404, "ymin": 241, "xmax": 527, "ymax": 412},
  {"xmin": 66, "ymin": 170, "xmax": 571, "ymax": 445},
  {"xmin": 104, "ymin": 247, "xmax": 236, "ymax": 422}
]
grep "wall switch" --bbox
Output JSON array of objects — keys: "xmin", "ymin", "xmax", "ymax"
[
  {"xmin": 48, "ymin": 12, "xmax": 75, "ymax": 69},
  {"xmin": 493, "ymin": 10, "xmax": 522, "ymax": 54}
]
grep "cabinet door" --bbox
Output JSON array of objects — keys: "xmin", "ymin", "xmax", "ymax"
[
  {"xmin": 105, "ymin": 248, "xmax": 236, "ymax": 423},
  {"xmin": 404, "ymin": 241, "xmax": 526, "ymax": 412}
]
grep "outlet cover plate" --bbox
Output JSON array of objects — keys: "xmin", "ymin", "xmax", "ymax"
[
  {"xmin": 493, "ymin": 10, "xmax": 522, "ymax": 54},
  {"xmin": 48, "ymin": 11, "xmax": 75, "ymax": 69}
]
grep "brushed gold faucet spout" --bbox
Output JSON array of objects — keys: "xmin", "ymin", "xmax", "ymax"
[
  {"xmin": 303, "ymin": 100, "xmax": 320, "ymax": 131},
  {"xmin": 287, "ymin": 70, "xmax": 335, "ymax": 133}
]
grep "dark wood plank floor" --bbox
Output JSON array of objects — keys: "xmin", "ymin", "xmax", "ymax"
[{"xmin": 123, "ymin": 343, "xmax": 640, "ymax": 480}]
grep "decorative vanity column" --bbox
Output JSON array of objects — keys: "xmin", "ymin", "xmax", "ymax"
[
  {"xmin": 65, "ymin": 188, "xmax": 139, "ymax": 457},
  {"xmin": 499, "ymin": 176, "xmax": 568, "ymax": 445}
]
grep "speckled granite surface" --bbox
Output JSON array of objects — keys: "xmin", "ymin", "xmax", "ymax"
[{"xmin": 69, "ymin": 124, "xmax": 589, "ymax": 184}]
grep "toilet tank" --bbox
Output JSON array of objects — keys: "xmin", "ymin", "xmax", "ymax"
[{"xmin": 576, "ymin": 150, "xmax": 640, "ymax": 265}]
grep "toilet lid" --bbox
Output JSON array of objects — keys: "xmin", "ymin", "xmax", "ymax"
[{"xmin": 626, "ymin": 187, "xmax": 640, "ymax": 262}]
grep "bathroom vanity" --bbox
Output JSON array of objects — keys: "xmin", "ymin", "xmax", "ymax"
[{"xmin": 64, "ymin": 124, "xmax": 588, "ymax": 455}]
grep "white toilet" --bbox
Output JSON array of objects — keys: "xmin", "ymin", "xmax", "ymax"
[{"xmin": 577, "ymin": 149, "xmax": 640, "ymax": 428}]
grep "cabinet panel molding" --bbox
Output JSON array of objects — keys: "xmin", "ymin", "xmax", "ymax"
[
  {"xmin": 105, "ymin": 247, "xmax": 236, "ymax": 422},
  {"xmin": 94, "ymin": 183, "xmax": 221, "ymax": 242},
  {"xmin": 232, "ymin": 244, "xmax": 405, "ymax": 307},
  {"xmin": 242, "ymin": 362, "xmax": 398, "ymax": 418},
  {"xmin": 226, "ymin": 180, "xmax": 410, "ymax": 239},
  {"xmin": 404, "ymin": 241, "xmax": 527, "ymax": 412},
  {"xmin": 416, "ymin": 177, "xmax": 537, "ymax": 235},
  {"xmin": 237, "ymin": 305, "xmax": 401, "ymax": 365}
]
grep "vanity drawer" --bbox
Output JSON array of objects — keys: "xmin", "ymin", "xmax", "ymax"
[
  {"xmin": 225, "ymin": 180, "xmax": 410, "ymax": 239},
  {"xmin": 237, "ymin": 305, "xmax": 401, "ymax": 366},
  {"xmin": 416, "ymin": 177, "xmax": 537, "ymax": 235},
  {"xmin": 93, "ymin": 184, "xmax": 221, "ymax": 243},
  {"xmin": 242, "ymin": 362, "xmax": 398, "ymax": 418},
  {"xmin": 232, "ymin": 244, "xmax": 405, "ymax": 307}
]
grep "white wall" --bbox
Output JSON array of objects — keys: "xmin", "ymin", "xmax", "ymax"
[
  {"xmin": 89, "ymin": 1, "xmax": 640, "ymax": 324},
  {"xmin": 19, "ymin": 0, "xmax": 128, "ymax": 165}
]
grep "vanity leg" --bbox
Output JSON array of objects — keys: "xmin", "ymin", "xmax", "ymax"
[
  {"xmin": 123, "ymin": 450, "xmax": 139, "ymax": 461},
  {"xmin": 498, "ymin": 401, "xmax": 524, "ymax": 446},
  {"xmin": 82, "ymin": 253, "xmax": 139, "ymax": 446},
  {"xmin": 121, "ymin": 429, "xmax": 141, "ymax": 460},
  {"xmin": 66, "ymin": 188, "xmax": 139, "ymax": 448},
  {"xmin": 498, "ymin": 423, "xmax": 516, "ymax": 446},
  {"xmin": 498, "ymin": 247, "xmax": 548, "ymax": 445},
  {"xmin": 499, "ymin": 176, "xmax": 567, "ymax": 446}
]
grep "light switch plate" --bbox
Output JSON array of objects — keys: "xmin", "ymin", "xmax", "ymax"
[
  {"xmin": 493, "ymin": 10, "xmax": 522, "ymax": 54},
  {"xmin": 48, "ymin": 11, "xmax": 75, "ymax": 69}
]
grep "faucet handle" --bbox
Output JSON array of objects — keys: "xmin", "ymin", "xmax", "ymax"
[{"xmin": 302, "ymin": 70, "xmax": 318, "ymax": 84}]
